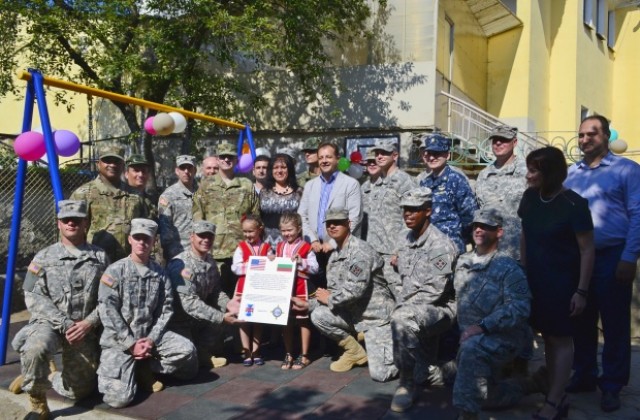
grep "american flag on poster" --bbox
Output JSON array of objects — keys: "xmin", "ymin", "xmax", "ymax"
[{"xmin": 250, "ymin": 258, "xmax": 266, "ymax": 271}]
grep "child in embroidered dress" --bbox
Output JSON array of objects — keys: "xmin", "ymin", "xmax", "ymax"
[
  {"xmin": 231, "ymin": 214, "xmax": 272, "ymax": 366},
  {"xmin": 275, "ymin": 212, "xmax": 319, "ymax": 370}
]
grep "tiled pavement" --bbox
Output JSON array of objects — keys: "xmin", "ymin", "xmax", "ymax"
[{"xmin": 1, "ymin": 319, "xmax": 639, "ymax": 419}]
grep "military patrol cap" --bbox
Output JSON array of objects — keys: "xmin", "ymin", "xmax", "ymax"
[
  {"xmin": 57, "ymin": 200, "xmax": 88, "ymax": 219},
  {"xmin": 176, "ymin": 155, "xmax": 196, "ymax": 167},
  {"xmin": 216, "ymin": 141, "xmax": 238, "ymax": 157},
  {"xmin": 99, "ymin": 146, "xmax": 125, "ymax": 162},
  {"xmin": 422, "ymin": 133, "xmax": 451, "ymax": 152},
  {"xmin": 302, "ymin": 137, "xmax": 321, "ymax": 151},
  {"xmin": 399, "ymin": 188, "xmax": 433, "ymax": 207},
  {"xmin": 192, "ymin": 220, "xmax": 216, "ymax": 235},
  {"xmin": 489, "ymin": 125, "xmax": 518, "ymax": 140},
  {"xmin": 365, "ymin": 149, "xmax": 377, "ymax": 161},
  {"xmin": 130, "ymin": 218, "xmax": 158, "ymax": 237},
  {"xmin": 324, "ymin": 207, "xmax": 349, "ymax": 222},
  {"xmin": 371, "ymin": 139, "xmax": 397, "ymax": 153},
  {"xmin": 126, "ymin": 154, "xmax": 148, "ymax": 167},
  {"xmin": 472, "ymin": 208, "xmax": 503, "ymax": 227}
]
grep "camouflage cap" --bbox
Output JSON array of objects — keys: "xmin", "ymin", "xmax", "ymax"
[
  {"xmin": 192, "ymin": 220, "xmax": 216, "ymax": 235},
  {"xmin": 422, "ymin": 133, "xmax": 451, "ymax": 152},
  {"xmin": 399, "ymin": 188, "xmax": 433, "ymax": 207},
  {"xmin": 365, "ymin": 149, "xmax": 377, "ymax": 161},
  {"xmin": 371, "ymin": 139, "xmax": 397, "ymax": 153},
  {"xmin": 472, "ymin": 208, "xmax": 503, "ymax": 227},
  {"xmin": 57, "ymin": 200, "xmax": 88, "ymax": 219},
  {"xmin": 99, "ymin": 146, "xmax": 125, "ymax": 161},
  {"xmin": 126, "ymin": 154, "xmax": 148, "ymax": 167},
  {"xmin": 176, "ymin": 155, "xmax": 196, "ymax": 167},
  {"xmin": 302, "ymin": 137, "xmax": 321, "ymax": 151},
  {"xmin": 216, "ymin": 141, "xmax": 238, "ymax": 157},
  {"xmin": 489, "ymin": 125, "xmax": 518, "ymax": 140},
  {"xmin": 324, "ymin": 207, "xmax": 349, "ymax": 222},
  {"xmin": 130, "ymin": 218, "xmax": 158, "ymax": 237}
]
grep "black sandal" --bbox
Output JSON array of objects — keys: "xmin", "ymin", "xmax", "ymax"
[
  {"xmin": 292, "ymin": 354, "xmax": 311, "ymax": 370},
  {"xmin": 281, "ymin": 353, "xmax": 293, "ymax": 370},
  {"xmin": 532, "ymin": 395, "xmax": 568, "ymax": 420}
]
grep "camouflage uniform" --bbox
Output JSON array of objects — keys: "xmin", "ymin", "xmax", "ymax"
[
  {"xmin": 310, "ymin": 234, "xmax": 398, "ymax": 382},
  {"xmin": 453, "ymin": 250, "xmax": 531, "ymax": 415},
  {"xmin": 158, "ymin": 180, "xmax": 197, "ymax": 260},
  {"xmin": 12, "ymin": 242, "xmax": 108, "ymax": 399},
  {"xmin": 166, "ymin": 248, "xmax": 229, "ymax": 362},
  {"xmin": 419, "ymin": 166, "xmax": 477, "ymax": 253},
  {"xmin": 71, "ymin": 176, "xmax": 146, "ymax": 262},
  {"xmin": 391, "ymin": 224, "xmax": 458, "ymax": 379},
  {"xmin": 475, "ymin": 156, "xmax": 527, "ymax": 260},
  {"xmin": 97, "ymin": 256, "xmax": 197, "ymax": 408},
  {"xmin": 126, "ymin": 185, "xmax": 158, "ymax": 221},
  {"xmin": 296, "ymin": 170, "xmax": 318, "ymax": 188}
]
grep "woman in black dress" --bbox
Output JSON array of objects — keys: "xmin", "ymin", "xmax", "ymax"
[{"xmin": 518, "ymin": 147, "xmax": 594, "ymax": 419}]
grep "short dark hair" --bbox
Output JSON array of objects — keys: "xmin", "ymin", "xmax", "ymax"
[
  {"xmin": 263, "ymin": 153, "xmax": 299, "ymax": 191},
  {"xmin": 526, "ymin": 146, "xmax": 567, "ymax": 193},
  {"xmin": 254, "ymin": 155, "xmax": 270, "ymax": 164},
  {"xmin": 581, "ymin": 115, "xmax": 611, "ymax": 139},
  {"xmin": 317, "ymin": 142, "xmax": 340, "ymax": 157}
]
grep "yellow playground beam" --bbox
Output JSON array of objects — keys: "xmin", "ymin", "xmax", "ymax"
[{"xmin": 18, "ymin": 71, "xmax": 246, "ymax": 130}]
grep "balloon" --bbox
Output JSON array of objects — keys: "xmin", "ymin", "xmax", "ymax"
[
  {"xmin": 237, "ymin": 153, "xmax": 254, "ymax": 172},
  {"xmin": 53, "ymin": 130, "xmax": 81, "ymax": 157},
  {"xmin": 152, "ymin": 113, "xmax": 175, "ymax": 136},
  {"xmin": 242, "ymin": 143, "xmax": 250, "ymax": 154},
  {"xmin": 609, "ymin": 128, "xmax": 618, "ymax": 141},
  {"xmin": 255, "ymin": 147, "xmax": 271, "ymax": 158},
  {"xmin": 14, "ymin": 131, "xmax": 46, "ymax": 161},
  {"xmin": 144, "ymin": 116, "xmax": 157, "ymax": 135},
  {"xmin": 610, "ymin": 139, "xmax": 628, "ymax": 154},
  {"xmin": 169, "ymin": 112, "xmax": 187, "ymax": 133},
  {"xmin": 337, "ymin": 157, "xmax": 351, "ymax": 171},
  {"xmin": 348, "ymin": 163, "xmax": 365, "ymax": 179},
  {"xmin": 349, "ymin": 151, "xmax": 363, "ymax": 164}
]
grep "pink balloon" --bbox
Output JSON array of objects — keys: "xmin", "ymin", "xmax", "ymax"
[
  {"xmin": 237, "ymin": 153, "xmax": 254, "ymax": 173},
  {"xmin": 14, "ymin": 131, "xmax": 46, "ymax": 161},
  {"xmin": 144, "ymin": 116, "xmax": 157, "ymax": 135},
  {"xmin": 54, "ymin": 130, "xmax": 81, "ymax": 157}
]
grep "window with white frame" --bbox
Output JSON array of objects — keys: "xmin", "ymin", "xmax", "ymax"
[
  {"xmin": 584, "ymin": 0, "xmax": 595, "ymax": 28},
  {"xmin": 596, "ymin": 0, "xmax": 607, "ymax": 38},
  {"xmin": 607, "ymin": 10, "xmax": 616, "ymax": 48}
]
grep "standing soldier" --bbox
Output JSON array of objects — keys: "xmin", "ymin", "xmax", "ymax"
[
  {"xmin": 296, "ymin": 137, "xmax": 321, "ymax": 188},
  {"xmin": 97, "ymin": 219, "xmax": 197, "ymax": 408},
  {"xmin": 193, "ymin": 141, "xmax": 259, "ymax": 297},
  {"xmin": 361, "ymin": 149, "xmax": 381, "ymax": 241},
  {"xmin": 70, "ymin": 146, "xmax": 146, "ymax": 262},
  {"xmin": 9, "ymin": 200, "xmax": 109, "ymax": 419},
  {"xmin": 124, "ymin": 154, "xmax": 158, "ymax": 220},
  {"xmin": 475, "ymin": 126, "xmax": 526, "ymax": 260},
  {"xmin": 167, "ymin": 221, "xmax": 234, "ymax": 369},
  {"xmin": 390, "ymin": 188, "xmax": 458, "ymax": 412},
  {"xmin": 158, "ymin": 155, "xmax": 198, "ymax": 261}
]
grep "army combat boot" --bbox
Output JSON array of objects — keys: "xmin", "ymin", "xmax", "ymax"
[
  {"xmin": 10, "ymin": 359, "xmax": 57, "ymax": 394},
  {"xmin": 330, "ymin": 335, "xmax": 368, "ymax": 373},
  {"xmin": 26, "ymin": 392, "xmax": 50, "ymax": 420},
  {"xmin": 390, "ymin": 371, "xmax": 416, "ymax": 413},
  {"xmin": 136, "ymin": 363, "xmax": 164, "ymax": 393},
  {"xmin": 198, "ymin": 350, "xmax": 228, "ymax": 369}
]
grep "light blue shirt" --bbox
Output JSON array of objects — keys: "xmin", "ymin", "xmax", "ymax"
[
  {"xmin": 317, "ymin": 171, "xmax": 338, "ymax": 241},
  {"xmin": 564, "ymin": 151, "xmax": 640, "ymax": 262}
]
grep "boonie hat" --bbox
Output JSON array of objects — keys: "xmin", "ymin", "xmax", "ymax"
[
  {"xmin": 193, "ymin": 220, "xmax": 216, "ymax": 235},
  {"xmin": 130, "ymin": 218, "xmax": 158, "ymax": 237},
  {"xmin": 57, "ymin": 200, "xmax": 88, "ymax": 219},
  {"xmin": 324, "ymin": 207, "xmax": 349, "ymax": 222},
  {"xmin": 99, "ymin": 146, "xmax": 125, "ymax": 162},
  {"xmin": 216, "ymin": 141, "xmax": 237, "ymax": 157},
  {"xmin": 472, "ymin": 208, "xmax": 503, "ymax": 227},
  {"xmin": 399, "ymin": 188, "xmax": 433, "ymax": 207},
  {"xmin": 489, "ymin": 125, "xmax": 518, "ymax": 140},
  {"xmin": 422, "ymin": 134, "xmax": 451, "ymax": 152},
  {"xmin": 176, "ymin": 155, "xmax": 196, "ymax": 167},
  {"xmin": 127, "ymin": 154, "xmax": 148, "ymax": 167}
]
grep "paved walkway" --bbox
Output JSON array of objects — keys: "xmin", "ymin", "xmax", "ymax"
[{"xmin": 1, "ymin": 316, "xmax": 639, "ymax": 419}]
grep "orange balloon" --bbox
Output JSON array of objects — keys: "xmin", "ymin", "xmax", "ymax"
[{"xmin": 242, "ymin": 143, "xmax": 250, "ymax": 154}]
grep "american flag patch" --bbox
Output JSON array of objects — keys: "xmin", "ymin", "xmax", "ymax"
[
  {"xmin": 159, "ymin": 197, "xmax": 169, "ymax": 207},
  {"xmin": 181, "ymin": 269, "xmax": 192, "ymax": 280},
  {"xmin": 101, "ymin": 274, "xmax": 115, "ymax": 288},
  {"xmin": 250, "ymin": 258, "xmax": 266, "ymax": 271},
  {"xmin": 28, "ymin": 262, "xmax": 42, "ymax": 275}
]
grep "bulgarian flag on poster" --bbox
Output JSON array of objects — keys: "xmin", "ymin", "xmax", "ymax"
[{"xmin": 277, "ymin": 263, "xmax": 294, "ymax": 273}]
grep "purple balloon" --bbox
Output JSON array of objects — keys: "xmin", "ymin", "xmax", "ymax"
[
  {"xmin": 54, "ymin": 130, "xmax": 81, "ymax": 157},
  {"xmin": 237, "ymin": 153, "xmax": 254, "ymax": 173},
  {"xmin": 13, "ymin": 131, "xmax": 46, "ymax": 161}
]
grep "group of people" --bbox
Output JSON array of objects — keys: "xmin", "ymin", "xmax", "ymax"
[{"xmin": 8, "ymin": 115, "xmax": 639, "ymax": 420}]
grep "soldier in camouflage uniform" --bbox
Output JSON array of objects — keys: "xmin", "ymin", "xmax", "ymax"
[
  {"xmin": 97, "ymin": 219, "xmax": 197, "ymax": 408},
  {"xmin": 418, "ymin": 134, "xmax": 477, "ymax": 253},
  {"xmin": 296, "ymin": 137, "xmax": 321, "ymax": 188},
  {"xmin": 390, "ymin": 188, "xmax": 459, "ymax": 412},
  {"xmin": 158, "ymin": 155, "xmax": 198, "ymax": 260},
  {"xmin": 167, "ymin": 221, "xmax": 234, "ymax": 370},
  {"xmin": 70, "ymin": 146, "xmax": 146, "ymax": 262},
  {"xmin": 124, "ymin": 154, "xmax": 158, "ymax": 220},
  {"xmin": 361, "ymin": 149, "xmax": 381, "ymax": 242},
  {"xmin": 475, "ymin": 125, "xmax": 527, "ymax": 260},
  {"xmin": 308, "ymin": 208, "xmax": 398, "ymax": 382},
  {"xmin": 192, "ymin": 141, "xmax": 259, "ymax": 297},
  {"xmin": 453, "ymin": 208, "xmax": 531, "ymax": 420},
  {"xmin": 10, "ymin": 200, "xmax": 109, "ymax": 419},
  {"xmin": 365, "ymin": 139, "xmax": 415, "ymax": 300}
]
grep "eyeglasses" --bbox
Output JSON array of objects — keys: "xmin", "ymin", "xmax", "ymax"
[
  {"xmin": 374, "ymin": 150, "xmax": 392, "ymax": 156},
  {"xmin": 100, "ymin": 157, "xmax": 122, "ymax": 164},
  {"xmin": 177, "ymin": 164, "xmax": 193, "ymax": 171},
  {"xmin": 423, "ymin": 151, "xmax": 448, "ymax": 157},
  {"xmin": 491, "ymin": 137, "xmax": 515, "ymax": 143},
  {"xmin": 402, "ymin": 206, "xmax": 428, "ymax": 213},
  {"xmin": 473, "ymin": 223, "xmax": 499, "ymax": 231},
  {"xmin": 59, "ymin": 217, "xmax": 83, "ymax": 224},
  {"xmin": 365, "ymin": 161, "xmax": 377, "ymax": 166},
  {"xmin": 218, "ymin": 155, "xmax": 235, "ymax": 161}
]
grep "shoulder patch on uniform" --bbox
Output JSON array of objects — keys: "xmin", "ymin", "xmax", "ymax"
[
  {"xmin": 100, "ymin": 274, "xmax": 115, "ymax": 288},
  {"xmin": 349, "ymin": 264, "xmax": 363, "ymax": 277},
  {"xmin": 432, "ymin": 256, "xmax": 448, "ymax": 271},
  {"xmin": 159, "ymin": 197, "xmax": 169, "ymax": 207},
  {"xmin": 515, "ymin": 284, "xmax": 528, "ymax": 294},
  {"xmin": 181, "ymin": 268, "xmax": 192, "ymax": 280},
  {"xmin": 27, "ymin": 262, "xmax": 42, "ymax": 275}
]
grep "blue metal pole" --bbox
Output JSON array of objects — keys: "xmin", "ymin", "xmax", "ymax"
[
  {"xmin": 245, "ymin": 124, "xmax": 256, "ymax": 161},
  {"xmin": 0, "ymin": 77, "xmax": 36, "ymax": 366},
  {"xmin": 235, "ymin": 128, "xmax": 245, "ymax": 173}
]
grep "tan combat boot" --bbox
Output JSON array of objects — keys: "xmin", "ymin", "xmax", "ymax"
[
  {"xmin": 27, "ymin": 392, "xmax": 50, "ymax": 420},
  {"xmin": 329, "ymin": 335, "xmax": 368, "ymax": 373},
  {"xmin": 136, "ymin": 364, "xmax": 164, "ymax": 393},
  {"xmin": 198, "ymin": 350, "xmax": 228, "ymax": 369},
  {"xmin": 10, "ymin": 359, "xmax": 57, "ymax": 394}
]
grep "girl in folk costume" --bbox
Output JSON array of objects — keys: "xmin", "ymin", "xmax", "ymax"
[
  {"xmin": 231, "ymin": 214, "xmax": 272, "ymax": 366},
  {"xmin": 276, "ymin": 212, "xmax": 319, "ymax": 370}
]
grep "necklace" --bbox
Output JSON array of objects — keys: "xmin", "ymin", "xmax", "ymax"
[
  {"xmin": 273, "ymin": 186, "xmax": 292, "ymax": 195},
  {"xmin": 539, "ymin": 189, "xmax": 562, "ymax": 203}
]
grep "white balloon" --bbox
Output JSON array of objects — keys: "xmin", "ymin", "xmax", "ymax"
[
  {"xmin": 610, "ymin": 139, "xmax": 628, "ymax": 154},
  {"xmin": 169, "ymin": 112, "xmax": 187, "ymax": 133},
  {"xmin": 348, "ymin": 163, "xmax": 365, "ymax": 179},
  {"xmin": 255, "ymin": 147, "xmax": 271, "ymax": 158}
]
